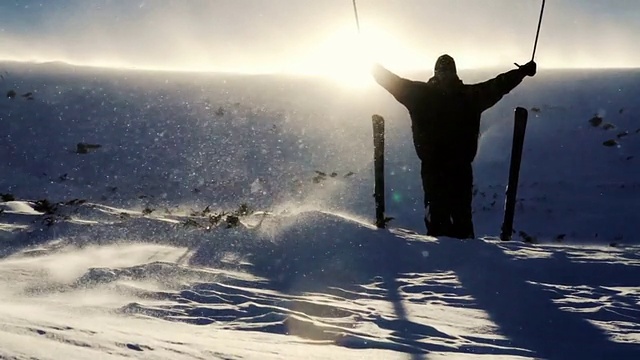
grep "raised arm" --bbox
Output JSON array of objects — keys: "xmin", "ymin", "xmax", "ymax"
[
  {"xmin": 371, "ymin": 63, "xmax": 414, "ymax": 105},
  {"xmin": 472, "ymin": 61, "xmax": 536, "ymax": 111}
]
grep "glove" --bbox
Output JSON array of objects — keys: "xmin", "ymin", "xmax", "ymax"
[
  {"xmin": 517, "ymin": 60, "xmax": 537, "ymax": 77},
  {"xmin": 371, "ymin": 63, "xmax": 385, "ymax": 75}
]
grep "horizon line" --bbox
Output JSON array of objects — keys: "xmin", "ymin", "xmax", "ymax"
[{"xmin": 1, "ymin": 58, "xmax": 639, "ymax": 77}]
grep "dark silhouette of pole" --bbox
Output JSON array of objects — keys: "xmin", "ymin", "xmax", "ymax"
[
  {"xmin": 501, "ymin": 107, "xmax": 528, "ymax": 241},
  {"xmin": 515, "ymin": 0, "xmax": 545, "ymax": 69},
  {"xmin": 352, "ymin": 0, "xmax": 361, "ymax": 34},
  {"xmin": 372, "ymin": 114, "xmax": 385, "ymax": 228},
  {"xmin": 531, "ymin": 0, "xmax": 546, "ymax": 61}
]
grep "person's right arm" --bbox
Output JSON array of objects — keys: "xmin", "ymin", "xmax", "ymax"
[{"xmin": 371, "ymin": 63, "xmax": 414, "ymax": 104}]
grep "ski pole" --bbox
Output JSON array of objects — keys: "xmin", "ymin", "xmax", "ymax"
[
  {"xmin": 514, "ymin": 0, "xmax": 545, "ymax": 68},
  {"xmin": 531, "ymin": 0, "xmax": 546, "ymax": 61},
  {"xmin": 352, "ymin": 0, "xmax": 361, "ymax": 34}
]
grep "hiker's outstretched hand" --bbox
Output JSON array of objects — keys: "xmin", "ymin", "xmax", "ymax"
[{"xmin": 518, "ymin": 61, "xmax": 537, "ymax": 77}]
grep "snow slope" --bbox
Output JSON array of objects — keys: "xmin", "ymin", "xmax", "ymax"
[{"xmin": 1, "ymin": 61, "xmax": 639, "ymax": 359}]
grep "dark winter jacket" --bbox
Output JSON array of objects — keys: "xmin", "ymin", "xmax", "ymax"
[{"xmin": 373, "ymin": 66, "xmax": 527, "ymax": 167}]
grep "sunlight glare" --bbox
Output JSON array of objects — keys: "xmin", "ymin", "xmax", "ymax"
[{"xmin": 289, "ymin": 26, "xmax": 416, "ymax": 88}]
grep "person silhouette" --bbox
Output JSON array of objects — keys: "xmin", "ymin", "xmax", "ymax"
[{"xmin": 372, "ymin": 55, "xmax": 536, "ymax": 238}]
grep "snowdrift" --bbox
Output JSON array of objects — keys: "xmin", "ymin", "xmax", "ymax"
[{"xmin": 1, "ymin": 62, "xmax": 639, "ymax": 359}]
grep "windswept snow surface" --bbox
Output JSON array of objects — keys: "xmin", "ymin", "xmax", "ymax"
[{"xmin": 1, "ymin": 62, "xmax": 639, "ymax": 359}]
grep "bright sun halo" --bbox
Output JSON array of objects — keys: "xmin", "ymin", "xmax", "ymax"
[{"xmin": 290, "ymin": 26, "xmax": 406, "ymax": 88}]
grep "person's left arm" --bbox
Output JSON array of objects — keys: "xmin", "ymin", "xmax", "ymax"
[
  {"xmin": 472, "ymin": 61, "xmax": 536, "ymax": 111},
  {"xmin": 371, "ymin": 63, "xmax": 415, "ymax": 105}
]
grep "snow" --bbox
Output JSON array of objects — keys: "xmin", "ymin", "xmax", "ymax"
[{"xmin": 1, "ymin": 61, "xmax": 639, "ymax": 359}]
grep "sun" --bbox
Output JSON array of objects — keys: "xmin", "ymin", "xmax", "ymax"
[{"xmin": 288, "ymin": 26, "xmax": 416, "ymax": 88}]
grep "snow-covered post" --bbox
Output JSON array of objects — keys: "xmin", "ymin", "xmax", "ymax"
[
  {"xmin": 372, "ymin": 114, "xmax": 386, "ymax": 228},
  {"xmin": 501, "ymin": 107, "xmax": 528, "ymax": 240}
]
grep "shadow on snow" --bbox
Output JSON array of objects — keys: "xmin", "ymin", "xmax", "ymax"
[{"xmin": 181, "ymin": 211, "xmax": 640, "ymax": 359}]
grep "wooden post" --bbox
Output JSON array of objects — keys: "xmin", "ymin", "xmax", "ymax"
[
  {"xmin": 501, "ymin": 107, "xmax": 528, "ymax": 240},
  {"xmin": 372, "ymin": 114, "xmax": 386, "ymax": 228}
]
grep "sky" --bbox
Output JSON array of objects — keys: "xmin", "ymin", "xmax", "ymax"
[{"xmin": 1, "ymin": 0, "xmax": 639, "ymax": 80}]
